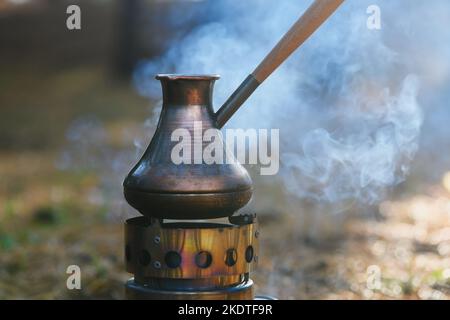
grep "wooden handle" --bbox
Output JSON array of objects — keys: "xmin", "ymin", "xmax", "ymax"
[
  {"xmin": 215, "ymin": 0, "xmax": 345, "ymax": 128},
  {"xmin": 252, "ymin": 0, "xmax": 344, "ymax": 83}
]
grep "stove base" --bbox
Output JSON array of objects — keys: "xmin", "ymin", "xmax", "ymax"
[{"xmin": 125, "ymin": 278, "xmax": 254, "ymax": 300}]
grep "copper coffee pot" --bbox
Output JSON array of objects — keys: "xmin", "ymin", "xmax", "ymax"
[
  {"xmin": 123, "ymin": 0, "xmax": 345, "ymax": 220},
  {"xmin": 123, "ymin": 74, "xmax": 253, "ymax": 219}
]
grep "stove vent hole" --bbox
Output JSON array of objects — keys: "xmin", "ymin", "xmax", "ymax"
[
  {"xmin": 245, "ymin": 245, "xmax": 254, "ymax": 263},
  {"xmin": 225, "ymin": 248, "xmax": 237, "ymax": 266},
  {"xmin": 195, "ymin": 251, "xmax": 212, "ymax": 268},
  {"xmin": 139, "ymin": 250, "xmax": 151, "ymax": 266},
  {"xmin": 165, "ymin": 251, "xmax": 182, "ymax": 268}
]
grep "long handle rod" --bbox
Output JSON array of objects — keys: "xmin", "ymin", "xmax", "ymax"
[{"xmin": 215, "ymin": 0, "xmax": 345, "ymax": 128}]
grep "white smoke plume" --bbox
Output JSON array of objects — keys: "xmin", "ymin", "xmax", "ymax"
[{"xmin": 132, "ymin": 0, "xmax": 450, "ymax": 210}]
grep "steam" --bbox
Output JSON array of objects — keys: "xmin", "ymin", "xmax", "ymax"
[
  {"xmin": 133, "ymin": 0, "xmax": 440, "ymax": 207},
  {"xmin": 283, "ymin": 75, "xmax": 421, "ymax": 204},
  {"xmin": 56, "ymin": 117, "xmax": 145, "ymax": 220}
]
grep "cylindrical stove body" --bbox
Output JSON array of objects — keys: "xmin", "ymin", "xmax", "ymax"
[{"xmin": 124, "ymin": 216, "xmax": 258, "ymax": 299}]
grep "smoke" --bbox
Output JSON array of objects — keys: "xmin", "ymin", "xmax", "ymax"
[
  {"xmin": 132, "ymin": 0, "xmax": 450, "ymax": 209},
  {"xmin": 283, "ymin": 75, "xmax": 421, "ymax": 205},
  {"xmin": 56, "ymin": 117, "xmax": 148, "ymax": 220}
]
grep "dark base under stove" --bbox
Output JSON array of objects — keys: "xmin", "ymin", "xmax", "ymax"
[{"xmin": 125, "ymin": 278, "xmax": 254, "ymax": 300}]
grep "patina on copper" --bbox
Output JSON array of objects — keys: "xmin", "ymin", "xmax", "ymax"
[{"xmin": 123, "ymin": 75, "xmax": 253, "ymax": 220}]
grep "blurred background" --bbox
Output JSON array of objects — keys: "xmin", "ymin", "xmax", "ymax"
[{"xmin": 0, "ymin": 0, "xmax": 449, "ymax": 299}]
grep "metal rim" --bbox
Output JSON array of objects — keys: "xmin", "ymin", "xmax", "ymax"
[{"xmin": 155, "ymin": 74, "xmax": 220, "ymax": 80}]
